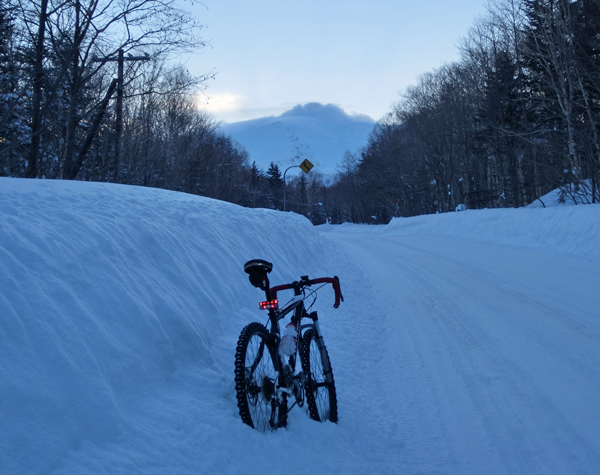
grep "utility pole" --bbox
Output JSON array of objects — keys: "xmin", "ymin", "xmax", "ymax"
[
  {"xmin": 92, "ymin": 49, "xmax": 149, "ymax": 181},
  {"xmin": 116, "ymin": 48, "xmax": 124, "ymax": 181}
]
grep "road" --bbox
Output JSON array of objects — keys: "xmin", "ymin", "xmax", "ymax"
[{"xmin": 321, "ymin": 228, "xmax": 600, "ymax": 474}]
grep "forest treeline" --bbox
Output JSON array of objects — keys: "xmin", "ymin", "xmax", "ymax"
[
  {"xmin": 332, "ymin": 0, "xmax": 600, "ymax": 223},
  {"xmin": 1, "ymin": 0, "xmax": 599, "ymax": 225},
  {"xmin": 0, "ymin": 0, "xmax": 252, "ymax": 202}
]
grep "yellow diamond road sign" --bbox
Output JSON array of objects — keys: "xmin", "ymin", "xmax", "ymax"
[{"xmin": 299, "ymin": 159, "xmax": 314, "ymax": 173}]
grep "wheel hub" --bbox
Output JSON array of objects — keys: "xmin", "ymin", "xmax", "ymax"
[{"xmin": 261, "ymin": 374, "xmax": 275, "ymax": 402}]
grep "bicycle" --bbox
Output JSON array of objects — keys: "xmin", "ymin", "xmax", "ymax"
[{"xmin": 234, "ymin": 259, "xmax": 343, "ymax": 431}]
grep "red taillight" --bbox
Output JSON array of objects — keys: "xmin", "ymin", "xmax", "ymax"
[{"xmin": 259, "ymin": 299, "xmax": 279, "ymax": 310}]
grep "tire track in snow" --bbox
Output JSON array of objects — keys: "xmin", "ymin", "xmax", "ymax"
[
  {"xmin": 320, "ymin": 233, "xmax": 457, "ymax": 474},
  {"xmin": 321, "ymin": 230, "xmax": 600, "ymax": 475}
]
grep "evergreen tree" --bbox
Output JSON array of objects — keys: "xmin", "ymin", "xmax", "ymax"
[
  {"xmin": 248, "ymin": 161, "xmax": 269, "ymax": 208},
  {"xmin": 298, "ymin": 173, "xmax": 308, "ymax": 209},
  {"xmin": 266, "ymin": 162, "xmax": 283, "ymax": 209}
]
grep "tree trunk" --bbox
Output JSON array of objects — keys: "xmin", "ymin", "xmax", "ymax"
[
  {"xmin": 61, "ymin": 0, "xmax": 82, "ymax": 180},
  {"xmin": 74, "ymin": 77, "xmax": 118, "ymax": 175},
  {"xmin": 26, "ymin": 0, "xmax": 48, "ymax": 178}
]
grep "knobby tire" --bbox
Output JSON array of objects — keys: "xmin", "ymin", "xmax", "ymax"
[
  {"xmin": 300, "ymin": 328, "xmax": 338, "ymax": 423},
  {"xmin": 234, "ymin": 322, "xmax": 287, "ymax": 431}
]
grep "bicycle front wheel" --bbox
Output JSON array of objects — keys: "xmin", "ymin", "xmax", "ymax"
[
  {"xmin": 234, "ymin": 322, "xmax": 286, "ymax": 431},
  {"xmin": 300, "ymin": 328, "xmax": 338, "ymax": 423}
]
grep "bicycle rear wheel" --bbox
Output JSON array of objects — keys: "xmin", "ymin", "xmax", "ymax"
[
  {"xmin": 300, "ymin": 328, "xmax": 338, "ymax": 423},
  {"xmin": 234, "ymin": 322, "xmax": 287, "ymax": 431}
]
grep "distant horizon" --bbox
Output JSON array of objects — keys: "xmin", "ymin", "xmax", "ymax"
[
  {"xmin": 214, "ymin": 101, "xmax": 378, "ymax": 127},
  {"xmin": 220, "ymin": 102, "xmax": 375, "ymax": 175}
]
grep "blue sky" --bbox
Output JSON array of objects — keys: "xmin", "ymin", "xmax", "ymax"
[{"xmin": 181, "ymin": 0, "xmax": 487, "ymax": 123}]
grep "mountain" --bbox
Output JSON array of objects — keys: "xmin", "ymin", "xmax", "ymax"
[{"xmin": 220, "ymin": 103, "xmax": 375, "ymax": 177}]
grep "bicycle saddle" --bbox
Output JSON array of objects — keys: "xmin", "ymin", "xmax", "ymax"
[
  {"xmin": 244, "ymin": 259, "xmax": 273, "ymax": 274},
  {"xmin": 244, "ymin": 259, "xmax": 273, "ymax": 288}
]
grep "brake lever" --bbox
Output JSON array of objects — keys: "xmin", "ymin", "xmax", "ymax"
[{"xmin": 333, "ymin": 276, "xmax": 343, "ymax": 308}]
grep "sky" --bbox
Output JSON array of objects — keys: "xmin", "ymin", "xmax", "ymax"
[{"xmin": 178, "ymin": 0, "xmax": 488, "ymax": 123}]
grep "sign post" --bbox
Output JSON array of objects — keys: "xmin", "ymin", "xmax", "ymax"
[
  {"xmin": 299, "ymin": 159, "xmax": 314, "ymax": 174},
  {"xmin": 283, "ymin": 159, "xmax": 314, "ymax": 211}
]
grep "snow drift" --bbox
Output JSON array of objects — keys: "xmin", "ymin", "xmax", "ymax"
[
  {"xmin": 0, "ymin": 178, "xmax": 333, "ymax": 474},
  {"xmin": 386, "ymin": 205, "xmax": 600, "ymax": 263}
]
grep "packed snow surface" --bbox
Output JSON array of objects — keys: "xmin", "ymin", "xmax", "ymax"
[{"xmin": 1, "ymin": 177, "xmax": 599, "ymax": 474}]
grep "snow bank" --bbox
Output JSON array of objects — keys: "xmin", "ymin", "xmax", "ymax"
[
  {"xmin": 386, "ymin": 205, "xmax": 600, "ymax": 262},
  {"xmin": 320, "ymin": 199, "xmax": 600, "ymax": 263},
  {"xmin": 0, "ymin": 178, "xmax": 330, "ymax": 474}
]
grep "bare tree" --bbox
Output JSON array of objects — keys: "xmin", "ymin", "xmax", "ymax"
[
  {"xmin": 17, "ymin": 0, "xmax": 210, "ymax": 179},
  {"xmin": 523, "ymin": 0, "xmax": 583, "ymax": 184}
]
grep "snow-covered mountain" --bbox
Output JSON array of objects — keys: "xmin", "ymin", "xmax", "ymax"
[
  {"xmin": 2, "ymin": 177, "xmax": 600, "ymax": 474},
  {"xmin": 220, "ymin": 103, "xmax": 375, "ymax": 177}
]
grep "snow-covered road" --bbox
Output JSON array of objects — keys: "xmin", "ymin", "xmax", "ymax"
[
  {"xmin": 323, "ymin": 227, "xmax": 600, "ymax": 474},
  {"xmin": 2, "ymin": 179, "xmax": 599, "ymax": 474}
]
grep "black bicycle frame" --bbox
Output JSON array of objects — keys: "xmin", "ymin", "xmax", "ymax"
[
  {"xmin": 260, "ymin": 276, "xmax": 338, "ymax": 392},
  {"xmin": 266, "ymin": 295, "xmax": 305, "ymax": 373}
]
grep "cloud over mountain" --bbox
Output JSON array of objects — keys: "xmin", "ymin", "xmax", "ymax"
[{"xmin": 220, "ymin": 103, "xmax": 375, "ymax": 177}]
